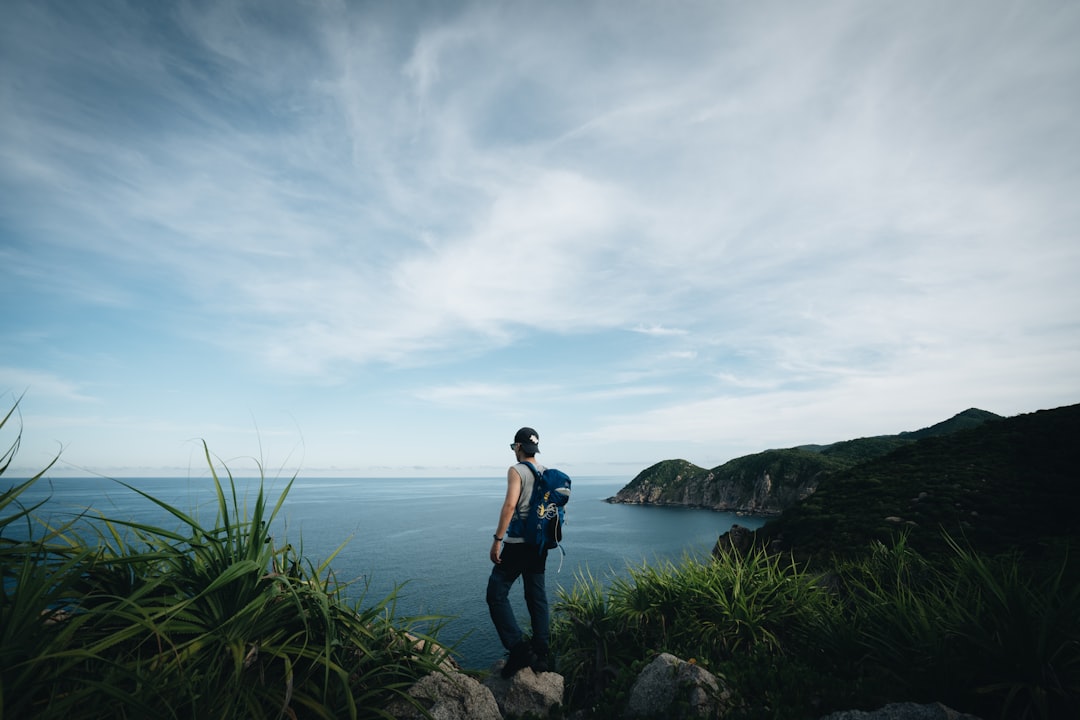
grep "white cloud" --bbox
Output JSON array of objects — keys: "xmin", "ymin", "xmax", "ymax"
[
  {"xmin": 631, "ymin": 325, "xmax": 688, "ymax": 337},
  {"xmin": 414, "ymin": 382, "xmax": 523, "ymax": 405},
  {"xmin": 585, "ymin": 339, "xmax": 1080, "ymax": 458},
  {"xmin": 573, "ymin": 385, "xmax": 673, "ymax": 403},
  {"xmin": 0, "ymin": 370, "xmax": 97, "ymax": 404},
  {"xmin": 2, "ymin": 0, "xmax": 1078, "ymax": 475}
]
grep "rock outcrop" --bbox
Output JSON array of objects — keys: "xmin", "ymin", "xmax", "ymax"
[
  {"xmin": 712, "ymin": 523, "xmax": 756, "ymax": 556},
  {"xmin": 483, "ymin": 662, "xmax": 565, "ymax": 718},
  {"xmin": 388, "ymin": 662, "xmax": 979, "ymax": 720},
  {"xmin": 390, "ymin": 664, "xmax": 564, "ymax": 720},
  {"xmin": 818, "ymin": 702, "xmax": 983, "ymax": 720},
  {"xmin": 623, "ymin": 652, "xmax": 728, "ymax": 719},
  {"xmin": 608, "ymin": 450, "xmax": 830, "ymax": 515},
  {"xmin": 386, "ymin": 671, "xmax": 502, "ymax": 720},
  {"xmin": 608, "ymin": 409, "xmax": 1001, "ymax": 516}
]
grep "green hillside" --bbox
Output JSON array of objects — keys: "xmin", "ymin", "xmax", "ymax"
[
  {"xmin": 816, "ymin": 436, "xmax": 911, "ymax": 464},
  {"xmin": 617, "ymin": 458, "xmax": 708, "ymax": 493},
  {"xmin": 899, "ymin": 407, "xmax": 1003, "ymax": 440},
  {"xmin": 614, "ymin": 408, "xmax": 1003, "ymax": 513},
  {"xmin": 755, "ymin": 403, "xmax": 1079, "ymax": 564},
  {"xmin": 711, "ymin": 447, "xmax": 846, "ymax": 495}
]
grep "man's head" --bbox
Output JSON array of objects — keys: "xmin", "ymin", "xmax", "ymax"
[{"xmin": 512, "ymin": 427, "xmax": 540, "ymax": 456}]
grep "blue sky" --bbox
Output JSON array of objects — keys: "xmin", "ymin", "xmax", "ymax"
[{"xmin": 2, "ymin": 0, "xmax": 1079, "ymax": 479}]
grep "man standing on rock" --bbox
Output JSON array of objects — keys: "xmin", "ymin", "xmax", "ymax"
[{"xmin": 487, "ymin": 427, "xmax": 551, "ymax": 678}]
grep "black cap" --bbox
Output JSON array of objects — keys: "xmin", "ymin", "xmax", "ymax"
[{"xmin": 514, "ymin": 427, "xmax": 540, "ymax": 455}]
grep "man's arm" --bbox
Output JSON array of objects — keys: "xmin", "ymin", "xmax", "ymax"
[{"xmin": 490, "ymin": 466, "xmax": 522, "ymax": 564}]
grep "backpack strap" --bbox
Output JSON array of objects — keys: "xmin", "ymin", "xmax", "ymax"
[{"xmin": 520, "ymin": 461, "xmax": 541, "ymax": 482}]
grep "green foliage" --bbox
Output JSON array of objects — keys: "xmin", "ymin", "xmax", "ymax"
[
  {"xmin": 831, "ymin": 534, "xmax": 1080, "ymax": 719},
  {"xmin": 550, "ymin": 569, "xmax": 631, "ymax": 715},
  {"xmin": 899, "ymin": 408, "xmax": 1003, "ymax": 440},
  {"xmin": 615, "ymin": 407, "xmax": 1005, "ymax": 514},
  {"xmin": 817, "ymin": 436, "xmax": 910, "ymax": 464},
  {"xmin": 719, "ymin": 448, "xmax": 847, "ymax": 491},
  {"xmin": 759, "ymin": 403, "xmax": 1080, "ymax": 566},
  {"xmin": 553, "ymin": 532, "xmax": 1079, "ymax": 720},
  {"xmin": 718, "ymin": 647, "xmax": 861, "ymax": 720},
  {"xmin": 617, "ymin": 459, "xmax": 707, "ymax": 493},
  {"xmin": 0, "ymin": 400, "xmax": 450, "ymax": 719},
  {"xmin": 552, "ymin": 549, "xmax": 840, "ymax": 713},
  {"xmin": 584, "ymin": 405, "xmax": 1080, "ymax": 717},
  {"xmin": 614, "ymin": 450, "xmax": 845, "ymax": 511}
]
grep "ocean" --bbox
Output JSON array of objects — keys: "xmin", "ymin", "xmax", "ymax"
[{"xmin": 8, "ymin": 474, "xmax": 766, "ymax": 669}]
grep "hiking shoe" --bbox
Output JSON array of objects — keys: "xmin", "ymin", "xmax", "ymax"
[
  {"xmin": 529, "ymin": 650, "xmax": 549, "ymax": 673},
  {"xmin": 501, "ymin": 641, "xmax": 533, "ymax": 679}
]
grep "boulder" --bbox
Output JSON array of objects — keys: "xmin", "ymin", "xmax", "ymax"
[
  {"xmin": 819, "ymin": 702, "xmax": 983, "ymax": 720},
  {"xmin": 403, "ymin": 631, "xmax": 460, "ymax": 673},
  {"xmin": 484, "ymin": 661, "xmax": 565, "ymax": 718},
  {"xmin": 712, "ymin": 523, "xmax": 754, "ymax": 556},
  {"xmin": 386, "ymin": 670, "xmax": 502, "ymax": 720},
  {"xmin": 624, "ymin": 652, "xmax": 727, "ymax": 719}
]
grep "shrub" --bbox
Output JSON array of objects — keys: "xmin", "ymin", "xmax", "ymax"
[
  {"xmin": 553, "ymin": 548, "xmax": 841, "ymax": 715},
  {"xmin": 837, "ymin": 534, "xmax": 1080, "ymax": 719},
  {"xmin": 554, "ymin": 533, "xmax": 1080, "ymax": 720}
]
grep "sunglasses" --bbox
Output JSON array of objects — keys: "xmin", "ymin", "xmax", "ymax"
[{"xmin": 510, "ymin": 443, "xmax": 519, "ymax": 450}]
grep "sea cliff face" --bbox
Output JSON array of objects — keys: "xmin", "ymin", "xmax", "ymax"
[
  {"xmin": 606, "ymin": 451, "xmax": 831, "ymax": 515},
  {"xmin": 607, "ymin": 409, "xmax": 1004, "ymax": 516},
  {"xmin": 609, "ymin": 408, "xmax": 1002, "ymax": 515}
]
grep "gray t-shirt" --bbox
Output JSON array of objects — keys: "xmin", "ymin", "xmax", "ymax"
[{"xmin": 504, "ymin": 461, "xmax": 546, "ymax": 544}]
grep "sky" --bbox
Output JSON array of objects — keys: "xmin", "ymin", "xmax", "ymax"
[{"xmin": 2, "ymin": 0, "xmax": 1079, "ymax": 480}]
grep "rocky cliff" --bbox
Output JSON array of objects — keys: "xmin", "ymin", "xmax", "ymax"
[
  {"xmin": 607, "ymin": 450, "xmax": 838, "ymax": 515},
  {"xmin": 751, "ymin": 402, "xmax": 1080, "ymax": 562},
  {"xmin": 607, "ymin": 409, "xmax": 1002, "ymax": 515}
]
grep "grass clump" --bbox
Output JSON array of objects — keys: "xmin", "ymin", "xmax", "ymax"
[
  {"xmin": 835, "ymin": 535, "xmax": 1080, "ymax": 720},
  {"xmin": 0, "ymin": 400, "xmax": 449, "ymax": 719},
  {"xmin": 552, "ymin": 536, "xmax": 1080, "ymax": 720},
  {"xmin": 553, "ymin": 548, "xmax": 848, "ymax": 718}
]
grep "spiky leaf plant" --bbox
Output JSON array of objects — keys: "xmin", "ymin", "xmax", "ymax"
[
  {"xmin": 1, "ymin": 400, "xmax": 451, "ymax": 719},
  {"xmin": 553, "ymin": 548, "xmax": 841, "ymax": 716},
  {"xmin": 836, "ymin": 534, "xmax": 1080, "ymax": 720}
]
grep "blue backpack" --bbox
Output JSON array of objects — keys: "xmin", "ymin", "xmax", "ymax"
[{"xmin": 508, "ymin": 461, "xmax": 571, "ymax": 555}]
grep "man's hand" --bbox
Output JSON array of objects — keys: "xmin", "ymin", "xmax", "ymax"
[{"xmin": 490, "ymin": 538, "xmax": 503, "ymax": 564}]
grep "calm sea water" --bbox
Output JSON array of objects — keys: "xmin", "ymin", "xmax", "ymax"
[{"xmin": 8, "ymin": 475, "xmax": 765, "ymax": 669}]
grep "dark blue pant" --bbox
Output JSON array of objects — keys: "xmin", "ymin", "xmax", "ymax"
[{"xmin": 486, "ymin": 542, "xmax": 549, "ymax": 652}]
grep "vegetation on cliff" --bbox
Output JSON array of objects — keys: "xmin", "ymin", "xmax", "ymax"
[
  {"xmin": 608, "ymin": 450, "xmax": 843, "ymax": 514},
  {"xmin": 559, "ymin": 402, "xmax": 1079, "ymax": 720},
  {"xmin": 553, "ymin": 535, "xmax": 1079, "ymax": 720},
  {"xmin": 756, "ymin": 403, "xmax": 1079, "ymax": 566},
  {"xmin": 608, "ymin": 408, "xmax": 1005, "ymax": 515}
]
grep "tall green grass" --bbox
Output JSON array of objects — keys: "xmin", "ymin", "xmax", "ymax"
[
  {"xmin": 1, "ymin": 401, "xmax": 450, "ymax": 719},
  {"xmin": 553, "ymin": 535, "xmax": 1080, "ymax": 719},
  {"xmin": 836, "ymin": 535, "xmax": 1080, "ymax": 720},
  {"xmin": 553, "ymin": 548, "xmax": 846, "ymax": 717}
]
